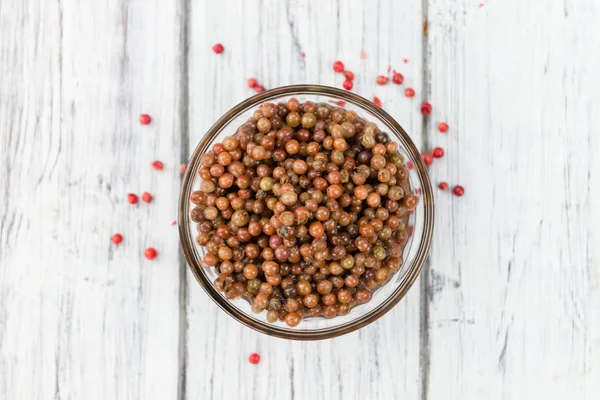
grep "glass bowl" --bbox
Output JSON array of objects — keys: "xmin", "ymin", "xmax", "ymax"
[{"xmin": 179, "ymin": 84, "xmax": 434, "ymax": 340}]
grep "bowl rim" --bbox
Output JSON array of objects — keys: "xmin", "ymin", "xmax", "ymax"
[{"xmin": 179, "ymin": 84, "xmax": 434, "ymax": 340}]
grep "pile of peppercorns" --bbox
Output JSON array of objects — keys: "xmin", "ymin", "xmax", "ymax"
[{"xmin": 189, "ymin": 98, "xmax": 417, "ymax": 327}]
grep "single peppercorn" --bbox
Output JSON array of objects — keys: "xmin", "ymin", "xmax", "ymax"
[
  {"xmin": 376, "ymin": 75, "xmax": 389, "ymax": 85},
  {"xmin": 212, "ymin": 43, "xmax": 224, "ymax": 54},
  {"xmin": 422, "ymin": 153, "xmax": 434, "ymax": 166},
  {"xmin": 438, "ymin": 182, "xmax": 449, "ymax": 190},
  {"xmin": 343, "ymin": 79, "xmax": 353, "ymax": 90},
  {"xmin": 420, "ymin": 102, "xmax": 432, "ymax": 115},
  {"xmin": 333, "ymin": 61, "xmax": 344, "ymax": 72},
  {"xmin": 392, "ymin": 72, "xmax": 404, "ymax": 84},
  {"xmin": 453, "ymin": 185, "xmax": 465, "ymax": 197},
  {"xmin": 248, "ymin": 353, "xmax": 261, "ymax": 364},
  {"xmin": 127, "ymin": 193, "xmax": 138, "ymax": 204},
  {"xmin": 142, "ymin": 192, "xmax": 153, "ymax": 203},
  {"xmin": 139, "ymin": 114, "xmax": 152, "ymax": 125},
  {"xmin": 144, "ymin": 247, "xmax": 158, "ymax": 260},
  {"xmin": 404, "ymin": 88, "xmax": 415, "ymax": 98},
  {"xmin": 151, "ymin": 160, "xmax": 164, "ymax": 170},
  {"xmin": 111, "ymin": 233, "xmax": 123, "ymax": 245},
  {"xmin": 438, "ymin": 122, "xmax": 449, "ymax": 133}
]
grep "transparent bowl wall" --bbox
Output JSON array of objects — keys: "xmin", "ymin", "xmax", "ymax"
[{"xmin": 179, "ymin": 85, "xmax": 434, "ymax": 340}]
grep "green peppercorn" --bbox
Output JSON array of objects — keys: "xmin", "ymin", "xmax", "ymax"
[
  {"xmin": 373, "ymin": 245, "xmax": 387, "ymax": 261},
  {"xmin": 341, "ymin": 254, "xmax": 355, "ymax": 269},
  {"xmin": 232, "ymin": 210, "xmax": 249, "ymax": 226},
  {"xmin": 247, "ymin": 278, "xmax": 261, "ymax": 294},
  {"xmin": 362, "ymin": 134, "xmax": 376, "ymax": 149},
  {"xmin": 260, "ymin": 177, "xmax": 274, "ymax": 191}
]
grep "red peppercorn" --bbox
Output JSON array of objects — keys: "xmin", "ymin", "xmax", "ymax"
[
  {"xmin": 151, "ymin": 160, "xmax": 164, "ymax": 171},
  {"xmin": 142, "ymin": 192, "xmax": 153, "ymax": 203},
  {"xmin": 333, "ymin": 61, "xmax": 344, "ymax": 73},
  {"xmin": 111, "ymin": 233, "xmax": 123, "ymax": 245},
  {"xmin": 422, "ymin": 153, "xmax": 433, "ymax": 166},
  {"xmin": 144, "ymin": 247, "xmax": 158, "ymax": 260},
  {"xmin": 392, "ymin": 72, "xmax": 404, "ymax": 84},
  {"xmin": 438, "ymin": 182, "xmax": 449, "ymax": 190},
  {"xmin": 376, "ymin": 75, "xmax": 389, "ymax": 85},
  {"xmin": 212, "ymin": 43, "xmax": 224, "ymax": 54},
  {"xmin": 453, "ymin": 185, "xmax": 465, "ymax": 197},
  {"xmin": 342, "ymin": 79, "xmax": 353, "ymax": 90},
  {"xmin": 127, "ymin": 193, "xmax": 138, "ymax": 204},
  {"xmin": 139, "ymin": 114, "xmax": 152, "ymax": 125},
  {"xmin": 403, "ymin": 58, "xmax": 409, "ymax": 63},
  {"xmin": 406, "ymin": 161, "xmax": 414, "ymax": 169},
  {"xmin": 438, "ymin": 122, "xmax": 449, "ymax": 133},
  {"xmin": 255, "ymin": 85, "xmax": 265, "ymax": 93},
  {"xmin": 179, "ymin": 164, "xmax": 187, "ymax": 174},
  {"xmin": 247, "ymin": 78, "xmax": 258, "ymax": 88},
  {"xmin": 172, "ymin": 220, "xmax": 177, "ymax": 226},
  {"xmin": 420, "ymin": 102, "xmax": 432, "ymax": 115},
  {"xmin": 373, "ymin": 96, "xmax": 382, "ymax": 107},
  {"xmin": 248, "ymin": 353, "xmax": 261, "ymax": 364},
  {"xmin": 404, "ymin": 88, "xmax": 415, "ymax": 98},
  {"xmin": 344, "ymin": 71, "xmax": 355, "ymax": 80},
  {"xmin": 432, "ymin": 147, "xmax": 445, "ymax": 158}
]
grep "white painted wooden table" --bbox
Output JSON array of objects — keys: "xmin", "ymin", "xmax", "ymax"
[{"xmin": 2, "ymin": 0, "xmax": 599, "ymax": 399}]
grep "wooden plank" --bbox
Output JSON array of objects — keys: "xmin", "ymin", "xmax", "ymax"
[
  {"xmin": 0, "ymin": 1, "xmax": 184, "ymax": 398},
  {"xmin": 185, "ymin": 1, "xmax": 425, "ymax": 399},
  {"xmin": 424, "ymin": 0, "xmax": 600, "ymax": 398}
]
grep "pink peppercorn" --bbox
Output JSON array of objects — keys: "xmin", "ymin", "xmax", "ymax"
[
  {"xmin": 342, "ymin": 80, "xmax": 353, "ymax": 90},
  {"xmin": 212, "ymin": 43, "xmax": 224, "ymax": 54},
  {"xmin": 111, "ymin": 233, "xmax": 123, "ymax": 245},
  {"xmin": 127, "ymin": 193, "xmax": 139, "ymax": 204},
  {"xmin": 373, "ymin": 96, "xmax": 382, "ymax": 107},
  {"xmin": 392, "ymin": 72, "xmax": 404, "ymax": 84},
  {"xmin": 420, "ymin": 102, "xmax": 432, "ymax": 116},
  {"xmin": 422, "ymin": 153, "xmax": 433, "ymax": 166},
  {"xmin": 142, "ymin": 192, "xmax": 153, "ymax": 203},
  {"xmin": 453, "ymin": 185, "xmax": 465, "ymax": 197},
  {"xmin": 432, "ymin": 147, "xmax": 445, "ymax": 158},
  {"xmin": 376, "ymin": 75, "xmax": 389, "ymax": 85},
  {"xmin": 438, "ymin": 122, "xmax": 449, "ymax": 133},
  {"xmin": 139, "ymin": 114, "xmax": 152, "ymax": 125},
  {"xmin": 151, "ymin": 160, "xmax": 164, "ymax": 171},
  {"xmin": 333, "ymin": 61, "xmax": 345, "ymax": 73},
  {"xmin": 247, "ymin": 78, "xmax": 257, "ymax": 88},
  {"xmin": 438, "ymin": 182, "xmax": 449, "ymax": 190},
  {"xmin": 144, "ymin": 247, "xmax": 158, "ymax": 260},
  {"xmin": 248, "ymin": 353, "xmax": 261, "ymax": 364},
  {"xmin": 404, "ymin": 88, "xmax": 415, "ymax": 98}
]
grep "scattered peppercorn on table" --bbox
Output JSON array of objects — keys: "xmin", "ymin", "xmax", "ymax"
[{"xmin": 2, "ymin": 1, "xmax": 599, "ymax": 400}]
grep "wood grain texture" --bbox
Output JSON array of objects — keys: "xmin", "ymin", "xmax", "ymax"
[
  {"xmin": 0, "ymin": 0, "xmax": 185, "ymax": 398},
  {"xmin": 424, "ymin": 0, "xmax": 600, "ymax": 399},
  {"xmin": 2, "ymin": 0, "xmax": 600, "ymax": 399},
  {"xmin": 185, "ymin": 1, "xmax": 425, "ymax": 399}
]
